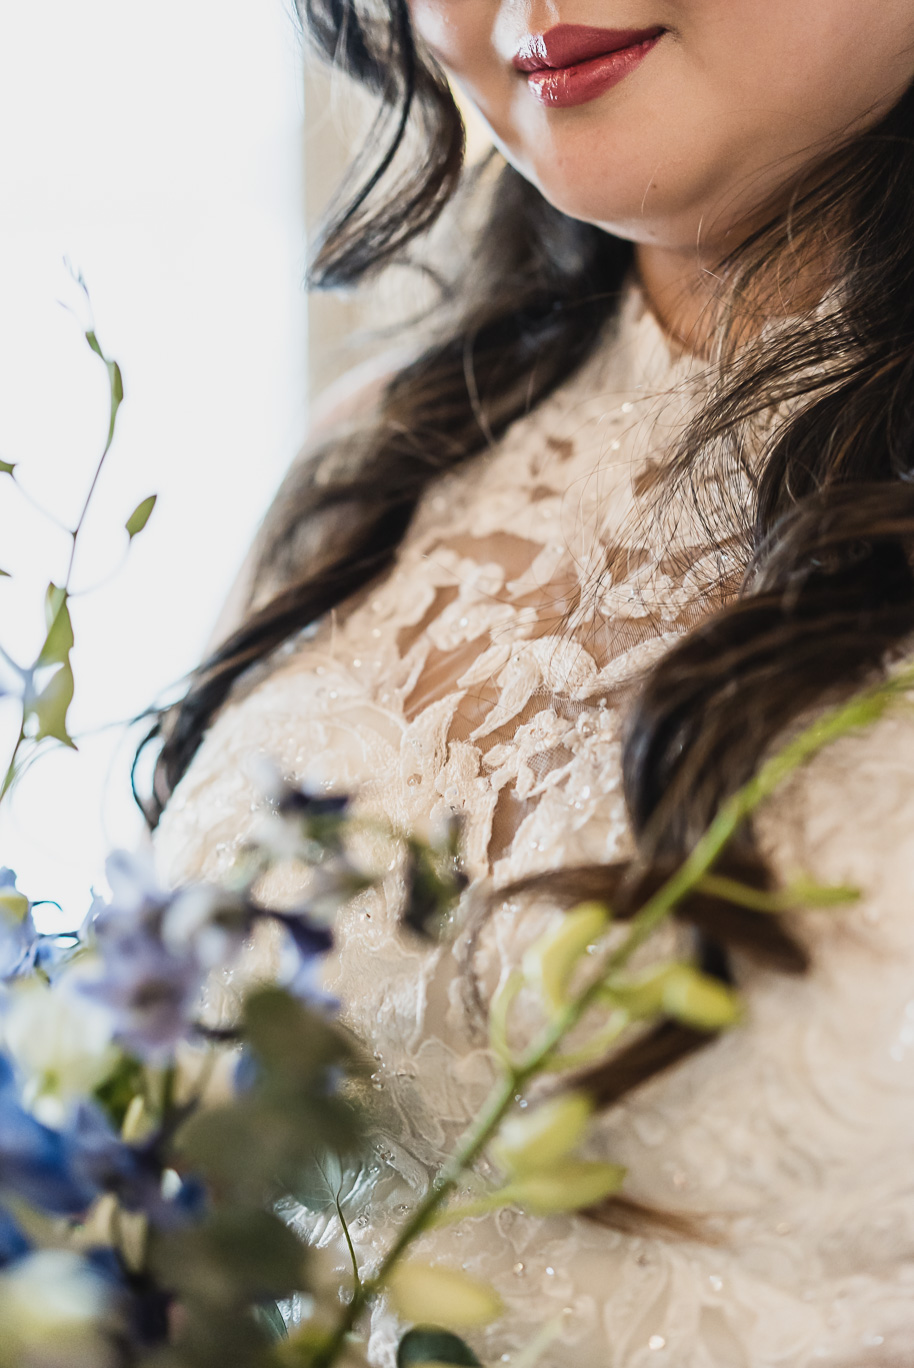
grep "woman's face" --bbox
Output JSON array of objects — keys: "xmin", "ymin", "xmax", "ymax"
[{"xmin": 408, "ymin": 0, "xmax": 914, "ymax": 256}]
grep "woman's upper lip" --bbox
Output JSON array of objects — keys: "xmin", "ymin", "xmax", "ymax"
[{"xmin": 513, "ymin": 24, "xmax": 665, "ymax": 72}]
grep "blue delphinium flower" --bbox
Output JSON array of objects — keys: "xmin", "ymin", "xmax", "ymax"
[
  {"xmin": 66, "ymin": 1103, "xmax": 204, "ymax": 1228},
  {"xmin": 0, "ymin": 1056, "xmax": 96, "ymax": 1215},
  {"xmin": 0, "ymin": 1203, "xmax": 30, "ymax": 1268},
  {"xmin": 0, "ymin": 1052, "xmax": 203, "ymax": 1241},
  {"xmin": 269, "ymin": 911, "xmax": 334, "ymax": 962}
]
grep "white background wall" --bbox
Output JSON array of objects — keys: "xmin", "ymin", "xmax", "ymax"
[{"xmin": 0, "ymin": 1, "xmax": 309, "ymax": 923}]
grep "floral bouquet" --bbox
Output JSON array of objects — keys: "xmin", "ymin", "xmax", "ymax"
[{"xmin": 0, "ymin": 295, "xmax": 894, "ymax": 1368}]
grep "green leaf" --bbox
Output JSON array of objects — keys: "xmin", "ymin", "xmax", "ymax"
[
  {"xmin": 288, "ymin": 1144, "xmax": 371, "ymax": 1221},
  {"xmin": 179, "ymin": 991, "xmax": 366, "ymax": 1203},
  {"xmin": 149, "ymin": 1207, "xmax": 306, "ymax": 1308},
  {"xmin": 292, "ymin": 1146, "xmax": 346, "ymax": 1214},
  {"xmin": 126, "ymin": 493, "xmax": 157, "ymax": 539},
  {"xmin": 397, "ymin": 1328, "xmax": 482, "ymax": 1367},
  {"xmin": 31, "ymin": 660, "xmax": 76, "ymax": 747},
  {"xmin": 36, "ymin": 584, "xmax": 74, "ymax": 668},
  {"xmin": 387, "ymin": 1264, "xmax": 502, "ymax": 1330},
  {"xmin": 150, "ymin": 1300, "xmax": 274, "ymax": 1368},
  {"xmin": 85, "ymin": 328, "xmax": 124, "ymax": 455},
  {"xmin": 253, "ymin": 1300, "xmax": 288, "ymax": 1342},
  {"xmin": 175, "ymin": 1099, "xmax": 272, "ymax": 1196},
  {"xmin": 0, "ymin": 459, "xmax": 15, "ymax": 475},
  {"xmin": 243, "ymin": 987, "xmax": 360, "ymax": 1084},
  {"xmin": 177, "ymin": 1090, "xmax": 360, "ymax": 1203}
]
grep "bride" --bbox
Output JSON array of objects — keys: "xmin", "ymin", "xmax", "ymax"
[{"xmin": 153, "ymin": 1, "xmax": 914, "ymax": 1363}]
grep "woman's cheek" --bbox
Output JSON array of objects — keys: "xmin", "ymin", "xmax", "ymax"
[
  {"xmin": 410, "ymin": 0, "xmax": 480, "ymax": 75},
  {"xmin": 409, "ymin": 0, "xmax": 512, "ymax": 121}
]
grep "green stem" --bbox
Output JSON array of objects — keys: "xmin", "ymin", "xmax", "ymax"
[
  {"xmin": 336, "ymin": 1200, "xmax": 362, "ymax": 1298},
  {"xmin": 1, "ymin": 719, "xmax": 26, "ymax": 804},
  {"xmin": 312, "ymin": 1069, "xmax": 520, "ymax": 1365},
  {"xmin": 154, "ymin": 1063, "xmax": 177, "ymax": 1123},
  {"xmin": 697, "ymin": 872, "xmax": 859, "ymax": 913},
  {"xmin": 64, "ymin": 330, "xmax": 123, "ymax": 593}
]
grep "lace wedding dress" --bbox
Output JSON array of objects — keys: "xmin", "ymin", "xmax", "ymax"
[{"xmin": 156, "ymin": 284, "xmax": 914, "ymax": 1368}]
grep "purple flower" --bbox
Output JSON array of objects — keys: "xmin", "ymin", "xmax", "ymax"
[
  {"xmin": 83, "ymin": 846, "xmax": 342, "ymax": 1055},
  {"xmin": 248, "ymin": 764, "xmax": 352, "ymax": 859},
  {"xmin": 160, "ymin": 885, "xmax": 254, "ymax": 971},
  {"xmin": 275, "ymin": 937, "xmax": 338, "ymax": 1009},
  {"xmin": 82, "ymin": 853, "xmax": 204, "ymax": 1059},
  {"xmin": 84, "ymin": 918, "xmax": 201, "ymax": 1060}
]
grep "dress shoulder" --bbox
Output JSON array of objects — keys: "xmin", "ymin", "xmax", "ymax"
[{"xmin": 758, "ymin": 689, "xmax": 914, "ymax": 958}]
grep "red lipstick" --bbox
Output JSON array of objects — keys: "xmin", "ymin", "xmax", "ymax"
[{"xmin": 513, "ymin": 24, "xmax": 665, "ymax": 109}]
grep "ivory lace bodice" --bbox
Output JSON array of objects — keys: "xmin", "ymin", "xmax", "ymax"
[{"xmin": 156, "ymin": 285, "xmax": 914, "ymax": 1368}]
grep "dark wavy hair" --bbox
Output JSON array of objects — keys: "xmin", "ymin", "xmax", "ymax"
[{"xmin": 141, "ymin": 0, "xmax": 914, "ymax": 1213}]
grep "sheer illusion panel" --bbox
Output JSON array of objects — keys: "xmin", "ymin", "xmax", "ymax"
[{"xmin": 389, "ymin": 479, "xmax": 742, "ymax": 873}]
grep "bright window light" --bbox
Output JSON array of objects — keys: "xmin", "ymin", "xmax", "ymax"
[{"xmin": 0, "ymin": 1, "xmax": 308, "ymax": 924}]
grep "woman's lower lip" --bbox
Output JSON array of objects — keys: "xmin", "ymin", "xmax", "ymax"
[{"xmin": 524, "ymin": 34, "xmax": 661, "ymax": 109}]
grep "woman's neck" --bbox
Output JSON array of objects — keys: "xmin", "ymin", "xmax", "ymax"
[
  {"xmin": 634, "ymin": 244, "xmax": 721, "ymax": 358},
  {"xmin": 635, "ymin": 234, "xmax": 834, "ymax": 360}
]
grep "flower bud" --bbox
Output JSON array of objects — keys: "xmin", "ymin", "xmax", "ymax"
[
  {"xmin": 607, "ymin": 962, "xmax": 742, "ymax": 1031},
  {"xmin": 387, "ymin": 1262, "xmax": 502, "ymax": 1329},
  {"xmin": 605, "ymin": 963, "xmax": 679, "ymax": 1020},
  {"xmin": 499, "ymin": 1159, "xmax": 626, "ymax": 1215},
  {"xmin": 521, "ymin": 902, "xmax": 609, "ymax": 1013},
  {"xmin": 491, "ymin": 1092, "xmax": 592, "ymax": 1176},
  {"xmin": 660, "ymin": 965, "xmax": 743, "ymax": 1031}
]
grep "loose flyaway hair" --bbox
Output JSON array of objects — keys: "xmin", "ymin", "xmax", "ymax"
[{"xmin": 141, "ymin": 0, "xmax": 914, "ymax": 1218}]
